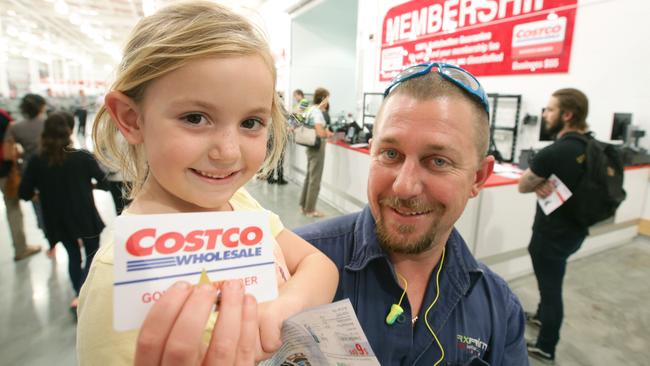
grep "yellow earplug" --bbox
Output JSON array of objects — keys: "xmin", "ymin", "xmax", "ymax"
[{"xmin": 385, "ymin": 303, "xmax": 404, "ymax": 325}]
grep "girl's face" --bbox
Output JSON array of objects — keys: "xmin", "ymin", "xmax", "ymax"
[{"xmin": 136, "ymin": 56, "xmax": 273, "ymax": 212}]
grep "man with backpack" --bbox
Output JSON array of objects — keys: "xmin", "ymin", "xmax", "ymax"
[{"xmin": 518, "ymin": 88, "xmax": 625, "ymax": 363}]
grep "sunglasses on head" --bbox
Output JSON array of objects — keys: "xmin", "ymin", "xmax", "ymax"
[{"xmin": 383, "ymin": 62, "xmax": 490, "ymax": 119}]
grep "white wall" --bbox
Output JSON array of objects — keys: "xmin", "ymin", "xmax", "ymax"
[
  {"xmin": 355, "ymin": 0, "xmax": 650, "ymax": 156},
  {"xmin": 291, "ymin": 0, "xmax": 358, "ymax": 115},
  {"xmin": 483, "ymin": 0, "xmax": 650, "ymax": 152}
]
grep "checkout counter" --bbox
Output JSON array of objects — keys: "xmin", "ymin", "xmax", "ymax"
[{"xmin": 286, "ymin": 139, "xmax": 650, "ymax": 281}]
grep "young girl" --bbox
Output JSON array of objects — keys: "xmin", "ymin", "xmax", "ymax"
[
  {"xmin": 76, "ymin": 2, "xmax": 338, "ymax": 363},
  {"xmin": 19, "ymin": 112, "xmax": 106, "ymax": 308}
]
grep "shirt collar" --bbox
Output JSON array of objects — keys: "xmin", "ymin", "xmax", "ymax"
[{"xmin": 346, "ymin": 206, "xmax": 484, "ymax": 296}]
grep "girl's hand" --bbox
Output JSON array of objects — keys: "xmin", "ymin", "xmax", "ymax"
[
  {"xmin": 135, "ymin": 280, "xmax": 258, "ymax": 366},
  {"xmin": 256, "ymin": 295, "xmax": 303, "ymax": 359}
]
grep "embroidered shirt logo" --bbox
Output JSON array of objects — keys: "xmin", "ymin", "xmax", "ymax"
[{"xmin": 456, "ymin": 334, "xmax": 487, "ymax": 357}]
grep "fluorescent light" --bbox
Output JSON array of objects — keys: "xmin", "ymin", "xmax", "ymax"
[
  {"xmin": 70, "ymin": 13, "xmax": 81, "ymax": 25},
  {"xmin": 55, "ymin": 0, "xmax": 69, "ymax": 15},
  {"xmin": 143, "ymin": 0, "xmax": 156, "ymax": 16},
  {"xmin": 7, "ymin": 26, "xmax": 18, "ymax": 37}
]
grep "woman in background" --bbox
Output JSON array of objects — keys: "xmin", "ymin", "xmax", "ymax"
[
  {"xmin": 19, "ymin": 112, "xmax": 107, "ymax": 309},
  {"xmin": 299, "ymin": 87, "xmax": 333, "ymax": 217}
]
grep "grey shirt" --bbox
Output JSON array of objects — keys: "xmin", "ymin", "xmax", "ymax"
[{"xmin": 4, "ymin": 117, "xmax": 45, "ymax": 165}]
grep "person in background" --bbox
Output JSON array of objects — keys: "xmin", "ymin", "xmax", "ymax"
[
  {"xmin": 44, "ymin": 111, "xmax": 77, "ymax": 259},
  {"xmin": 1, "ymin": 107, "xmax": 40, "ymax": 261},
  {"xmin": 19, "ymin": 112, "xmax": 107, "ymax": 309},
  {"xmin": 266, "ymin": 93, "xmax": 289, "ymax": 185},
  {"xmin": 518, "ymin": 88, "xmax": 591, "ymax": 363},
  {"xmin": 299, "ymin": 87, "xmax": 333, "ymax": 218},
  {"xmin": 105, "ymin": 168, "xmax": 130, "ymax": 215},
  {"xmin": 3, "ymin": 93, "xmax": 48, "ymax": 237},
  {"xmin": 292, "ymin": 88, "xmax": 309, "ymax": 115},
  {"xmin": 75, "ymin": 89, "xmax": 89, "ymax": 139},
  {"xmin": 45, "ymin": 88, "xmax": 58, "ymax": 115},
  {"xmin": 295, "ymin": 63, "xmax": 529, "ymax": 365},
  {"xmin": 76, "ymin": 2, "xmax": 338, "ymax": 363}
]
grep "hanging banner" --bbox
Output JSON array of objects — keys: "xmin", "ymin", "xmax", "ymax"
[{"xmin": 379, "ymin": 0, "xmax": 578, "ymax": 80}]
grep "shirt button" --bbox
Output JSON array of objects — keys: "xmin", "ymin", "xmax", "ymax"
[{"xmin": 396, "ymin": 314, "xmax": 406, "ymax": 324}]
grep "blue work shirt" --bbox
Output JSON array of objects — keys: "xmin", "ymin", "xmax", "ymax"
[{"xmin": 295, "ymin": 207, "xmax": 528, "ymax": 366}]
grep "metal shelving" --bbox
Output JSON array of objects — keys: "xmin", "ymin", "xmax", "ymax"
[{"xmin": 487, "ymin": 93, "xmax": 522, "ymax": 163}]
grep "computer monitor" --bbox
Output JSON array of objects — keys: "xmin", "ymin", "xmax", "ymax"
[{"xmin": 610, "ymin": 113, "xmax": 632, "ymax": 142}]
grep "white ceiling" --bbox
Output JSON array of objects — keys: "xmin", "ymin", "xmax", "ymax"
[{"xmin": 1, "ymin": 0, "xmax": 286, "ymax": 67}]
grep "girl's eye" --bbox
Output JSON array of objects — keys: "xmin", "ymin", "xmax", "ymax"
[
  {"xmin": 182, "ymin": 113, "xmax": 206, "ymax": 125},
  {"xmin": 241, "ymin": 118, "xmax": 264, "ymax": 131}
]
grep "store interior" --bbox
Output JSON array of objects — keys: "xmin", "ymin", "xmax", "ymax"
[{"xmin": 1, "ymin": 0, "xmax": 649, "ymax": 365}]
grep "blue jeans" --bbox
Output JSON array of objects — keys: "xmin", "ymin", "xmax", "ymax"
[{"xmin": 528, "ymin": 230, "xmax": 585, "ymax": 355}]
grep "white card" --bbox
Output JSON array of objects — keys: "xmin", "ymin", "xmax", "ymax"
[
  {"xmin": 113, "ymin": 211, "xmax": 278, "ymax": 331},
  {"xmin": 537, "ymin": 174, "xmax": 573, "ymax": 215}
]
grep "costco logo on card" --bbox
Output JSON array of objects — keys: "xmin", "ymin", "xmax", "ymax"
[{"xmin": 113, "ymin": 211, "xmax": 278, "ymax": 331}]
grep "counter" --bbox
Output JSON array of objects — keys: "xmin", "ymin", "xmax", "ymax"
[{"xmin": 286, "ymin": 140, "xmax": 650, "ymax": 280}]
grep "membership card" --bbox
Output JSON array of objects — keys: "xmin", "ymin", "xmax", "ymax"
[{"xmin": 112, "ymin": 210, "xmax": 278, "ymax": 331}]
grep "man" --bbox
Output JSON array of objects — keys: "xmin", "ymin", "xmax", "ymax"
[
  {"xmin": 518, "ymin": 88, "xmax": 590, "ymax": 363},
  {"xmin": 75, "ymin": 89, "xmax": 88, "ymax": 138},
  {"xmin": 292, "ymin": 88, "xmax": 309, "ymax": 115},
  {"xmin": 2, "ymin": 96, "xmax": 43, "ymax": 261},
  {"xmin": 295, "ymin": 63, "xmax": 528, "ymax": 365},
  {"xmin": 1, "ymin": 108, "xmax": 41, "ymax": 261}
]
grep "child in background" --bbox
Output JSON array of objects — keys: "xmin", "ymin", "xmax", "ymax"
[{"xmin": 76, "ymin": 2, "xmax": 338, "ymax": 364}]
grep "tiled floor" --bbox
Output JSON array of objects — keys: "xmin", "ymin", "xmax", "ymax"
[{"xmin": 1, "ymin": 169, "xmax": 649, "ymax": 365}]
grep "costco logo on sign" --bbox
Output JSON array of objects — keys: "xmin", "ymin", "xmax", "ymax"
[
  {"xmin": 112, "ymin": 210, "xmax": 278, "ymax": 331},
  {"xmin": 511, "ymin": 17, "xmax": 567, "ymax": 59}
]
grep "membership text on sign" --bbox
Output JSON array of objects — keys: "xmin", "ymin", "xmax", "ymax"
[{"xmin": 380, "ymin": 0, "xmax": 577, "ymax": 79}]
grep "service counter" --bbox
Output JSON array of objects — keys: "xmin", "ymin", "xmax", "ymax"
[{"xmin": 285, "ymin": 140, "xmax": 650, "ymax": 280}]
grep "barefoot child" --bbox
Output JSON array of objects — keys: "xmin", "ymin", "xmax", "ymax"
[{"xmin": 76, "ymin": 2, "xmax": 338, "ymax": 363}]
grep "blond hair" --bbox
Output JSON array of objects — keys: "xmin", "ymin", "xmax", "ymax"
[
  {"xmin": 93, "ymin": 1, "xmax": 286, "ymax": 199},
  {"xmin": 377, "ymin": 72, "xmax": 489, "ymax": 163}
]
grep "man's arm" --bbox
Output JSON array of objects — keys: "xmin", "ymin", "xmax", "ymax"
[
  {"xmin": 501, "ymin": 292, "xmax": 530, "ymax": 365},
  {"xmin": 518, "ymin": 168, "xmax": 546, "ymax": 193}
]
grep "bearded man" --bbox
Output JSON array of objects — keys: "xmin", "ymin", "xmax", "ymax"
[
  {"xmin": 518, "ymin": 88, "xmax": 591, "ymax": 364},
  {"xmin": 295, "ymin": 63, "xmax": 528, "ymax": 366}
]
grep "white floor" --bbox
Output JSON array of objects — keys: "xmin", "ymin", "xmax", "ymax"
[{"xmin": 1, "ymin": 165, "xmax": 649, "ymax": 365}]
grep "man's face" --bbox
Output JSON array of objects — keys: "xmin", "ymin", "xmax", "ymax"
[
  {"xmin": 368, "ymin": 95, "xmax": 492, "ymax": 255},
  {"xmin": 543, "ymin": 96, "xmax": 564, "ymax": 136}
]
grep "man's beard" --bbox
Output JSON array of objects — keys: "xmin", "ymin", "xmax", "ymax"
[
  {"xmin": 545, "ymin": 116, "xmax": 564, "ymax": 138},
  {"xmin": 375, "ymin": 196, "xmax": 444, "ymax": 255}
]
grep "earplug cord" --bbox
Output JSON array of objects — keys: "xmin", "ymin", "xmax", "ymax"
[
  {"xmin": 424, "ymin": 248, "xmax": 446, "ymax": 366},
  {"xmin": 396, "ymin": 272, "xmax": 408, "ymax": 308}
]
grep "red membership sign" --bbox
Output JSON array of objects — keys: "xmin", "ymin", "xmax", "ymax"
[{"xmin": 379, "ymin": 0, "xmax": 578, "ymax": 80}]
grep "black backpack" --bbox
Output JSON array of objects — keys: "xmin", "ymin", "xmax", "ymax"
[{"xmin": 563, "ymin": 132, "xmax": 626, "ymax": 227}]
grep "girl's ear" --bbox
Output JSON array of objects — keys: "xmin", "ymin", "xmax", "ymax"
[{"xmin": 104, "ymin": 91, "xmax": 143, "ymax": 144}]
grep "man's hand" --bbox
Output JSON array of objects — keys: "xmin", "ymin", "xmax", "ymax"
[
  {"xmin": 134, "ymin": 280, "xmax": 258, "ymax": 366},
  {"xmin": 534, "ymin": 180, "xmax": 555, "ymax": 199},
  {"xmin": 518, "ymin": 168, "xmax": 547, "ymax": 194}
]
